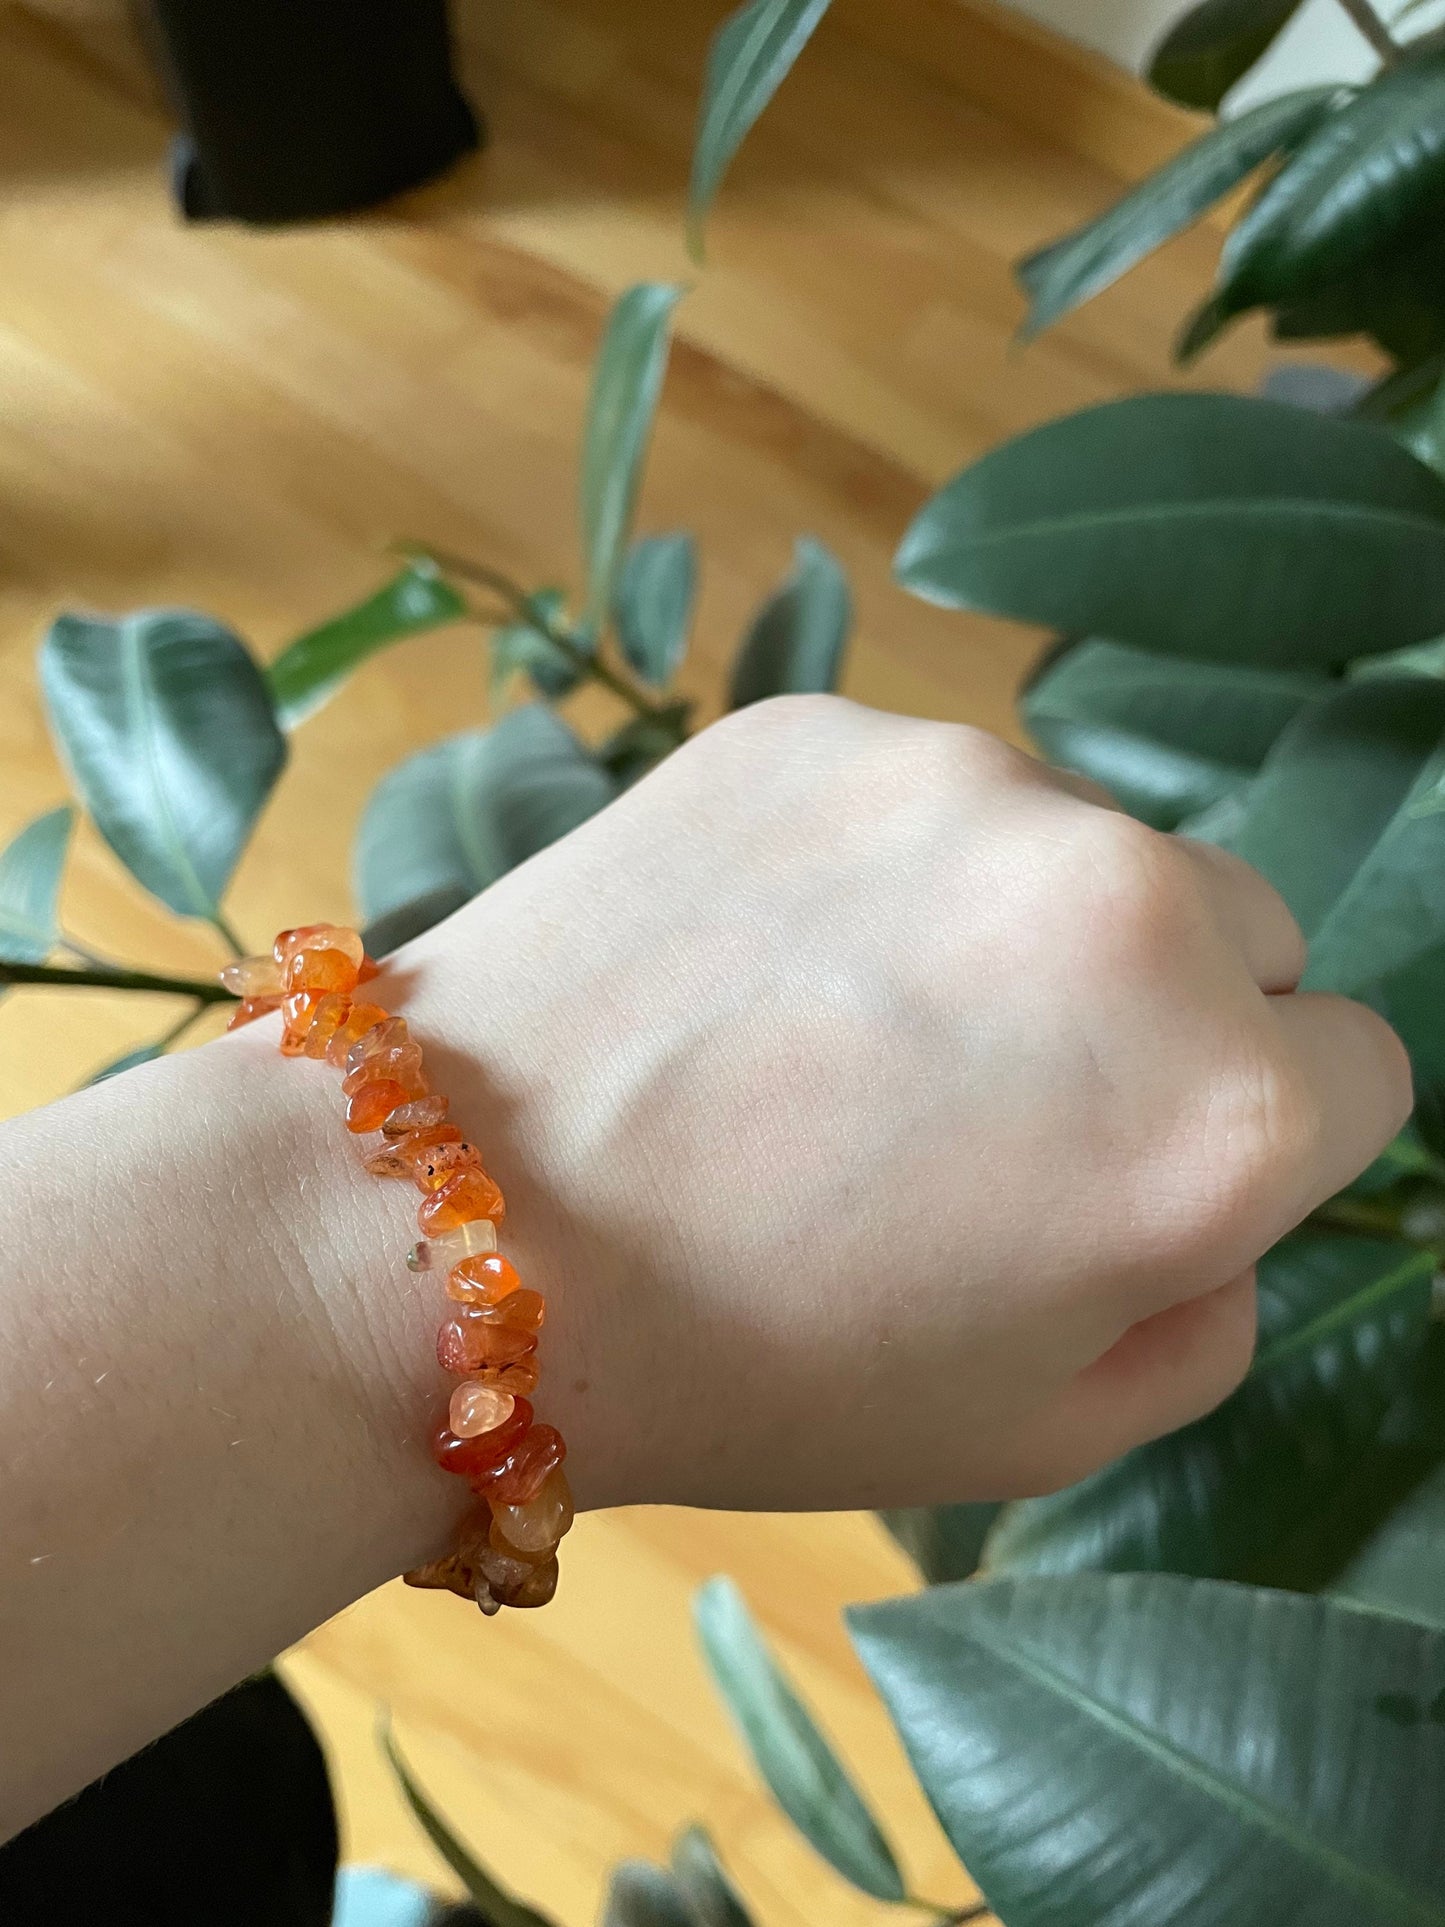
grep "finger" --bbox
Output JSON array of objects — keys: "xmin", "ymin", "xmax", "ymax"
[
  {"xmin": 1003, "ymin": 1271, "xmax": 1259, "ymax": 1495},
  {"xmin": 1177, "ymin": 839, "xmax": 1306, "ymax": 994},
  {"xmin": 1270, "ymin": 992, "xmax": 1414, "ymax": 1218}
]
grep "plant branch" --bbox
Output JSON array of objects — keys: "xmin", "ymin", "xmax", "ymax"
[
  {"xmin": 1335, "ymin": 0, "xmax": 1401, "ymax": 61},
  {"xmin": 401, "ymin": 540, "xmax": 683, "ymax": 728},
  {"xmin": 0, "ymin": 960, "xmax": 235, "ymax": 1003}
]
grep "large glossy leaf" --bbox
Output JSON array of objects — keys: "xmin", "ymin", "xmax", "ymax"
[
  {"xmin": 354, "ymin": 706, "xmax": 615, "ymax": 924},
  {"xmin": 1016, "ymin": 88, "xmax": 1335, "ymax": 337},
  {"xmin": 693, "ymin": 1576, "xmax": 905, "ymax": 1901},
  {"xmin": 687, "ymin": 0, "xmax": 833, "ymax": 260},
  {"xmin": 1218, "ymin": 49, "xmax": 1445, "ymax": 315},
  {"xmin": 1023, "ymin": 640, "xmax": 1325, "ymax": 829},
  {"xmin": 727, "ymin": 538, "xmax": 851, "ymax": 708},
  {"xmin": 41, "ymin": 610, "xmax": 286, "ymax": 923},
  {"xmin": 851, "ymin": 1573, "xmax": 1445, "ymax": 1927},
  {"xmin": 670, "ymin": 1827, "xmax": 756, "ymax": 1927},
  {"xmin": 0, "ymin": 805, "xmax": 73, "ymax": 963},
  {"xmin": 266, "ymin": 560, "xmax": 467, "ymax": 729},
  {"xmin": 984, "ymin": 1234, "xmax": 1436, "ymax": 1581},
  {"xmin": 894, "ymin": 394, "xmax": 1445, "ymax": 667},
  {"xmin": 1334, "ymin": 1460, "xmax": 1445, "ymax": 1632},
  {"xmin": 1222, "ymin": 676, "xmax": 1445, "ymax": 949},
  {"xmin": 580, "ymin": 284, "xmax": 683, "ymax": 631},
  {"xmin": 0, "ymin": 1673, "xmax": 337, "ymax": 1925},
  {"xmin": 1147, "ymin": 0, "xmax": 1308, "ymax": 109},
  {"xmin": 880, "ymin": 1505, "xmax": 1002, "ymax": 1586},
  {"xmin": 615, "ymin": 532, "xmax": 698, "ymax": 688},
  {"xmin": 382, "ymin": 1726, "xmax": 556, "ymax": 1927}
]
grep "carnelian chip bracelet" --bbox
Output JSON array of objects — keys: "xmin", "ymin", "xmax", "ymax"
[{"xmin": 222, "ymin": 922, "xmax": 573, "ymax": 1615}]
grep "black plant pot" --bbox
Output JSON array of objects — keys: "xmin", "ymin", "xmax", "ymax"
[{"xmin": 143, "ymin": 0, "xmax": 481, "ymax": 224}]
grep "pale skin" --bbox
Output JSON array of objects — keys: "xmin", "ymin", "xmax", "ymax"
[{"xmin": 0, "ymin": 696, "xmax": 1412, "ymax": 1842}]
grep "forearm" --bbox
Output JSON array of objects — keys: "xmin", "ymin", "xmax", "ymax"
[{"xmin": 0, "ymin": 935, "xmax": 570, "ymax": 1840}]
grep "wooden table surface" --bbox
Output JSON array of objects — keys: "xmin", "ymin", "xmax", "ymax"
[{"xmin": 0, "ymin": 1, "xmax": 1371, "ymax": 1918}]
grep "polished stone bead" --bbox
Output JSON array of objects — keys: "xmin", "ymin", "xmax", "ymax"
[
  {"xmin": 284, "ymin": 946, "xmax": 360, "ymax": 995},
  {"xmin": 324, "ymin": 1002, "xmax": 390, "ymax": 1068},
  {"xmin": 489, "ymin": 1466, "xmax": 574, "ymax": 1559},
  {"xmin": 446, "ymin": 1253, "xmax": 523, "ymax": 1306},
  {"xmin": 411, "ymin": 1140, "xmax": 484, "ymax": 1195},
  {"xmin": 430, "ymin": 1400, "xmax": 532, "ymax": 1480},
  {"xmin": 364, "ymin": 1123, "xmax": 463, "ymax": 1179},
  {"xmin": 219, "ymin": 954, "xmax": 283, "ymax": 998},
  {"xmin": 226, "ymin": 996, "xmax": 281, "ymax": 1031},
  {"xmin": 436, "ymin": 1308, "xmax": 539, "ymax": 1375},
  {"xmin": 416, "ymin": 1169, "xmax": 505, "ymax": 1235},
  {"xmin": 382, "ymin": 1094, "xmax": 450, "ymax": 1137},
  {"xmin": 279, "ymin": 991, "xmax": 323, "ymax": 1056},
  {"xmin": 490, "ymin": 1424, "xmax": 565, "ymax": 1505},
  {"xmin": 448, "ymin": 1382, "xmax": 516, "ymax": 1438},
  {"xmin": 344, "ymin": 1078, "xmax": 410, "ymax": 1133},
  {"xmin": 407, "ymin": 1218, "xmax": 498, "ymax": 1272},
  {"xmin": 301, "ymin": 991, "xmax": 352, "ymax": 1058}
]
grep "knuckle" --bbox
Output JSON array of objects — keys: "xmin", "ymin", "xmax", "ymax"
[{"xmin": 1067, "ymin": 812, "xmax": 1202, "ymax": 972}]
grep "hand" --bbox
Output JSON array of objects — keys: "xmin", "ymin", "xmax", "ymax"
[{"xmin": 401, "ymin": 696, "xmax": 1413, "ymax": 1512}]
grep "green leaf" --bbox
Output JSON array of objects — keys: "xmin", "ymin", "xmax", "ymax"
[
  {"xmin": 984, "ymin": 1234, "xmax": 1436, "ymax": 1582},
  {"xmin": 360, "ymin": 885, "xmax": 474, "ymax": 959},
  {"xmin": 354, "ymin": 706, "xmax": 615, "ymax": 925},
  {"xmin": 602, "ymin": 1863, "xmax": 701, "ymax": 1927},
  {"xmin": 851, "ymin": 1573, "xmax": 1445, "ymax": 1927},
  {"xmin": 1217, "ymin": 49, "xmax": 1445, "ymax": 316},
  {"xmin": 491, "ymin": 590, "xmax": 591, "ymax": 703},
  {"xmin": 1022, "ymin": 640, "xmax": 1326, "ymax": 829},
  {"xmin": 880, "ymin": 1504, "xmax": 1002, "ymax": 1586},
  {"xmin": 40, "ymin": 610, "xmax": 286, "ymax": 923},
  {"xmin": 381, "ymin": 1723, "xmax": 557, "ymax": 1927},
  {"xmin": 266, "ymin": 560, "xmax": 467, "ymax": 729},
  {"xmin": 87, "ymin": 1041, "xmax": 166, "ymax": 1085},
  {"xmin": 895, "ymin": 393, "xmax": 1445, "ymax": 668},
  {"xmin": 1334, "ymin": 1460, "xmax": 1445, "ymax": 1632},
  {"xmin": 728, "ymin": 538, "xmax": 851, "ymax": 709},
  {"xmin": 597, "ymin": 706, "xmax": 693, "ymax": 790},
  {"xmin": 580, "ymin": 284, "xmax": 684, "ymax": 632},
  {"xmin": 1223, "ymin": 676, "xmax": 1445, "ymax": 948},
  {"xmin": 1147, "ymin": 0, "xmax": 1307, "ymax": 109},
  {"xmin": 687, "ymin": 0, "xmax": 833, "ymax": 261},
  {"xmin": 615, "ymin": 533, "xmax": 698, "ymax": 688},
  {"xmin": 0, "ymin": 1673, "xmax": 337, "ymax": 1924},
  {"xmin": 670, "ymin": 1827, "xmax": 756, "ymax": 1927},
  {"xmin": 0, "ymin": 805, "xmax": 73, "ymax": 963},
  {"xmin": 693, "ymin": 1575, "xmax": 905, "ymax": 1901},
  {"xmin": 1016, "ymin": 87, "xmax": 1335, "ymax": 337}
]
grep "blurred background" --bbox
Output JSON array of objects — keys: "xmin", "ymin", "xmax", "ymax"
[{"xmin": 0, "ymin": 0, "xmax": 1383, "ymax": 1919}]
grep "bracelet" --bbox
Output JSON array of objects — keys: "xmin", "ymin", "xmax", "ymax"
[{"xmin": 222, "ymin": 922, "xmax": 573, "ymax": 1615}]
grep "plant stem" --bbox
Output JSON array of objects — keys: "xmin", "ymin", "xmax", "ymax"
[
  {"xmin": 210, "ymin": 911, "xmax": 247, "ymax": 958},
  {"xmin": 403, "ymin": 541, "xmax": 682, "ymax": 728},
  {"xmin": 153, "ymin": 1000, "xmax": 212, "ymax": 1050},
  {"xmin": 902, "ymin": 1896, "xmax": 992, "ymax": 1923},
  {"xmin": 0, "ymin": 960, "xmax": 235, "ymax": 1004},
  {"xmin": 1335, "ymin": 0, "xmax": 1401, "ymax": 60}
]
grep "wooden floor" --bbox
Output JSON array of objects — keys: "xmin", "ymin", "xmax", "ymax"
[{"xmin": 0, "ymin": 1, "xmax": 1372, "ymax": 1919}]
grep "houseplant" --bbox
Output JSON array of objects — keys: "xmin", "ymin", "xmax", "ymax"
[{"xmin": 6, "ymin": 0, "xmax": 1445, "ymax": 1920}]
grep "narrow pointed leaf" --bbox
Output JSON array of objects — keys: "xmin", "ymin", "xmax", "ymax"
[
  {"xmin": 602, "ymin": 1863, "xmax": 701, "ymax": 1927},
  {"xmin": 381, "ymin": 1725, "xmax": 557, "ymax": 1927},
  {"xmin": 1147, "ymin": 0, "xmax": 1307, "ymax": 109},
  {"xmin": 266, "ymin": 560, "xmax": 467, "ymax": 729},
  {"xmin": 615, "ymin": 533, "xmax": 698, "ymax": 688},
  {"xmin": 0, "ymin": 806, "xmax": 73, "ymax": 963},
  {"xmin": 580, "ymin": 284, "xmax": 683, "ymax": 630},
  {"xmin": 880, "ymin": 1505, "xmax": 1003, "ymax": 1586},
  {"xmin": 851, "ymin": 1574, "xmax": 1445, "ymax": 1927},
  {"xmin": 1017, "ymin": 87, "xmax": 1335, "ymax": 336},
  {"xmin": 354, "ymin": 705, "xmax": 614, "ymax": 923},
  {"xmin": 1218, "ymin": 49, "xmax": 1445, "ymax": 315},
  {"xmin": 895, "ymin": 394, "xmax": 1445, "ymax": 667},
  {"xmin": 40, "ymin": 610, "xmax": 286, "ymax": 922},
  {"xmin": 1223, "ymin": 677, "xmax": 1445, "ymax": 944},
  {"xmin": 984, "ymin": 1234, "xmax": 1436, "ymax": 1581},
  {"xmin": 694, "ymin": 1576, "xmax": 905, "ymax": 1901},
  {"xmin": 670, "ymin": 1827, "xmax": 756, "ymax": 1927},
  {"xmin": 1023, "ymin": 640, "xmax": 1325, "ymax": 829},
  {"xmin": 688, "ymin": 0, "xmax": 833, "ymax": 260},
  {"xmin": 491, "ymin": 590, "xmax": 590, "ymax": 703},
  {"xmin": 728, "ymin": 538, "xmax": 851, "ymax": 708}
]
